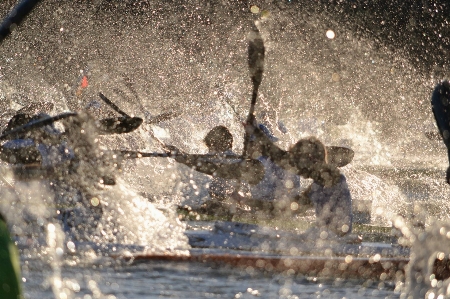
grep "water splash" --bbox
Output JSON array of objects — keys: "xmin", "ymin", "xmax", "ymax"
[
  {"xmin": 95, "ymin": 179, "xmax": 189, "ymax": 252},
  {"xmin": 400, "ymin": 220, "xmax": 450, "ymax": 299},
  {"xmin": 342, "ymin": 165, "xmax": 409, "ymax": 226}
]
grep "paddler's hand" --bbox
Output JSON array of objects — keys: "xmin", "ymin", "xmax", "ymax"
[
  {"xmin": 164, "ymin": 145, "xmax": 180, "ymax": 156},
  {"xmin": 164, "ymin": 145, "xmax": 188, "ymax": 164},
  {"xmin": 243, "ymin": 122, "xmax": 254, "ymax": 136},
  {"xmin": 243, "ymin": 114, "xmax": 258, "ymax": 136}
]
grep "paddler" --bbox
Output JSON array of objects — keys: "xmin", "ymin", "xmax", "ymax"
[
  {"xmin": 0, "ymin": 111, "xmax": 117, "ymax": 239},
  {"xmin": 431, "ymin": 80, "xmax": 450, "ymax": 184},
  {"xmin": 244, "ymin": 116, "xmax": 353, "ymax": 236},
  {"xmin": 244, "ymin": 123, "xmax": 303, "ymax": 214},
  {"xmin": 166, "ymin": 125, "xmax": 264, "ymax": 218}
]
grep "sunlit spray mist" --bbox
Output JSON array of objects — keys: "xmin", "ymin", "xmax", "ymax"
[
  {"xmin": 0, "ymin": 177, "xmax": 69, "ymax": 298},
  {"xmin": 397, "ymin": 219, "xmax": 450, "ymax": 299},
  {"xmin": 95, "ymin": 179, "xmax": 189, "ymax": 253}
]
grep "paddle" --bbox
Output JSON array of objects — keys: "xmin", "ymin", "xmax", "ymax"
[
  {"xmin": 116, "ymin": 150, "xmax": 245, "ymax": 161},
  {"xmin": 115, "ymin": 149, "xmax": 265, "ymax": 185},
  {"xmin": 97, "ymin": 116, "xmax": 143, "ymax": 134},
  {"xmin": 0, "ymin": 0, "xmax": 42, "ymax": 44},
  {"xmin": 116, "ymin": 146, "xmax": 353, "ymax": 168},
  {"xmin": 243, "ymin": 24, "xmax": 265, "ymax": 157},
  {"xmin": 0, "ymin": 112, "xmax": 77, "ymax": 140},
  {"xmin": 326, "ymin": 146, "xmax": 354, "ymax": 168}
]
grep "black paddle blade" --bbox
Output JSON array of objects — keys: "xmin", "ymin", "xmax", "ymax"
[
  {"xmin": 326, "ymin": 146, "xmax": 354, "ymax": 168},
  {"xmin": 97, "ymin": 116, "xmax": 143, "ymax": 134},
  {"xmin": 0, "ymin": 112, "xmax": 77, "ymax": 140},
  {"xmin": 248, "ymin": 25, "xmax": 265, "ymax": 91},
  {"xmin": 2, "ymin": 101, "xmax": 55, "ymax": 138},
  {"xmin": 2, "ymin": 114, "xmax": 34, "ymax": 138}
]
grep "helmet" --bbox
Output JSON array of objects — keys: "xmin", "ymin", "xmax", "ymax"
[
  {"xmin": 204, "ymin": 126, "xmax": 233, "ymax": 152},
  {"xmin": 289, "ymin": 137, "xmax": 327, "ymax": 168}
]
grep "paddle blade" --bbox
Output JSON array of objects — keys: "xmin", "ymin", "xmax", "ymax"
[
  {"xmin": 326, "ymin": 146, "xmax": 354, "ymax": 167},
  {"xmin": 2, "ymin": 114, "xmax": 34, "ymax": 138},
  {"xmin": 248, "ymin": 25, "xmax": 265, "ymax": 89},
  {"xmin": 97, "ymin": 117, "xmax": 143, "ymax": 134},
  {"xmin": 2, "ymin": 102, "xmax": 55, "ymax": 138},
  {"xmin": 0, "ymin": 112, "xmax": 77, "ymax": 140},
  {"xmin": 0, "ymin": 0, "xmax": 42, "ymax": 44}
]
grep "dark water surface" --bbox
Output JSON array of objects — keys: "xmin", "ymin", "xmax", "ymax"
[{"xmin": 23, "ymin": 257, "xmax": 400, "ymax": 299}]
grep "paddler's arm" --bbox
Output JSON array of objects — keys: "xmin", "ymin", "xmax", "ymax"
[
  {"xmin": 245, "ymin": 120, "xmax": 341, "ymax": 187},
  {"xmin": 164, "ymin": 146, "xmax": 217, "ymax": 172},
  {"xmin": 166, "ymin": 146, "xmax": 264, "ymax": 185},
  {"xmin": 244, "ymin": 120, "xmax": 290, "ymax": 166},
  {"xmin": 214, "ymin": 158, "xmax": 264, "ymax": 185}
]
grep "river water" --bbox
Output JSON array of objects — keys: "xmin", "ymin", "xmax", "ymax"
[
  {"xmin": 23, "ymin": 258, "xmax": 401, "ymax": 299},
  {"xmin": 1, "ymin": 1, "xmax": 450, "ymax": 298}
]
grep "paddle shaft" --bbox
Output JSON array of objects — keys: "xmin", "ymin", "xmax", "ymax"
[
  {"xmin": 0, "ymin": 112, "xmax": 78, "ymax": 140},
  {"xmin": 98, "ymin": 92, "xmax": 130, "ymax": 117},
  {"xmin": 117, "ymin": 150, "xmax": 243, "ymax": 160},
  {"xmin": 243, "ymin": 25, "xmax": 265, "ymax": 158},
  {"xmin": 0, "ymin": 0, "xmax": 42, "ymax": 44}
]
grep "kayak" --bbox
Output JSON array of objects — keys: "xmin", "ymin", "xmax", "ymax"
[
  {"xmin": 129, "ymin": 247, "xmax": 409, "ymax": 280},
  {"xmin": 111, "ymin": 220, "xmax": 412, "ymax": 280},
  {"xmin": 114, "ymin": 221, "xmax": 450, "ymax": 281}
]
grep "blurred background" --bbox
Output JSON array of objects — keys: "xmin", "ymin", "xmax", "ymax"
[{"xmin": 1, "ymin": 1, "xmax": 450, "ymax": 298}]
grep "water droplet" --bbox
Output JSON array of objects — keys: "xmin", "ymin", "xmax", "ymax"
[
  {"xmin": 326, "ymin": 30, "xmax": 335, "ymax": 39},
  {"xmin": 90, "ymin": 197, "xmax": 100, "ymax": 207},
  {"xmin": 250, "ymin": 6, "xmax": 260, "ymax": 14}
]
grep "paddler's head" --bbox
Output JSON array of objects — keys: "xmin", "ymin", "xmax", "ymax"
[
  {"xmin": 289, "ymin": 137, "xmax": 327, "ymax": 165},
  {"xmin": 290, "ymin": 137, "xmax": 342, "ymax": 187},
  {"xmin": 288, "ymin": 137, "xmax": 333, "ymax": 182},
  {"xmin": 204, "ymin": 125, "xmax": 233, "ymax": 153}
]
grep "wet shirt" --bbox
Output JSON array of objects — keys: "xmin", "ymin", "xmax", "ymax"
[
  {"xmin": 36, "ymin": 142, "xmax": 74, "ymax": 167},
  {"xmin": 2, "ymin": 129, "xmax": 79, "ymax": 210},
  {"xmin": 249, "ymin": 156, "xmax": 300, "ymax": 201},
  {"xmin": 2, "ymin": 123, "xmax": 74, "ymax": 167},
  {"xmin": 309, "ymin": 174, "xmax": 353, "ymax": 235},
  {"xmin": 208, "ymin": 150, "xmax": 247, "ymax": 201}
]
